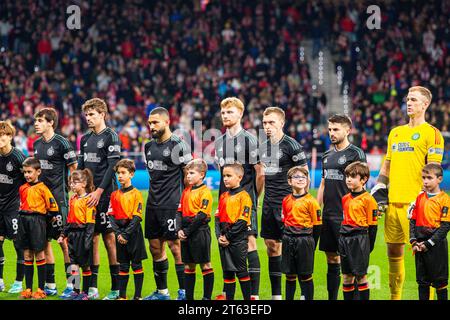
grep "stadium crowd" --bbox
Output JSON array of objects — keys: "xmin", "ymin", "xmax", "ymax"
[{"xmin": 0, "ymin": 0, "xmax": 448, "ymax": 167}]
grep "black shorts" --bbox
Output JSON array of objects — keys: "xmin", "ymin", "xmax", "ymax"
[
  {"xmin": 95, "ymin": 195, "xmax": 113, "ymax": 234},
  {"xmin": 181, "ymin": 227, "xmax": 211, "ymax": 264},
  {"xmin": 0, "ymin": 211, "xmax": 20, "ymax": 240},
  {"xmin": 338, "ymin": 232, "xmax": 370, "ymax": 276},
  {"xmin": 319, "ymin": 219, "xmax": 342, "ymax": 253},
  {"xmin": 415, "ymin": 238, "xmax": 448, "ymax": 286},
  {"xmin": 281, "ymin": 235, "xmax": 315, "ymax": 276},
  {"xmin": 67, "ymin": 229, "xmax": 93, "ymax": 267},
  {"xmin": 46, "ymin": 206, "xmax": 67, "ymax": 241},
  {"xmin": 145, "ymin": 204, "xmax": 178, "ymax": 240},
  {"xmin": 219, "ymin": 239, "xmax": 248, "ymax": 272},
  {"xmin": 260, "ymin": 202, "xmax": 283, "ymax": 240},
  {"xmin": 117, "ymin": 226, "xmax": 148, "ymax": 263},
  {"xmin": 17, "ymin": 213, "xmax": 47, "ymax": 251}
]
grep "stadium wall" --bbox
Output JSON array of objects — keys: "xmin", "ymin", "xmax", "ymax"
[{"xmin": 132, "ymin": 170, "xmax": 450, "ymax": 190}]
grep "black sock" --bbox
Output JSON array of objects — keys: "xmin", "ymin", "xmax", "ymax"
[
  {"xmin": 184, "ymin": 268, "xmax": 196, "ymax": 300},
  {"xmin": 437, "ymin": 286, "xmax": 448, "ymax": 301},
  {"xmin": 14, "ymin": 243, "xmax": 24, "ymax": 281},
  {"xmin": 24, "ymin": 260, "xmax": 34, "ymax": 290},
  {"xmin": 119, "ymin": 263, "xmax": 130, "ymax": 298},
  {"xmin": 202, "ymin": 268, "xmax": 214, "ymax": 300},
  {"xmin": 176, "ymin": 263, "xmax": 185, "ymax": 290},
  {"xmin": 358, "ymin": 282, "xmax": 369, "ymax": 300},
  {"xmin": 110, "ymin": 264, "xmax": 120, "ymax": 291},
  {"xmin": 286, "ymin": 275, "xmax": 297, "ymax": 300},
  {"xmin": 237, "ymin": 272, "xmax": 251, "ymax": 300},
  {"xmin": 36, "ymin": 259, "xmax": 46, "ymax": 290},
  {"xmin": 343, "ymin": 283, "xmax": 355, "ymax": 300},
  {"xmin": 327, "ymin": 263, "xmax": 341, "ymax": 300},
  {"xmin": 353, "ymin": 280, "xmax": 360, "ymax": 300},
  {"xmin": 0, "ymin": 241, "xmax": 4, "ymax": 279},
  {"xmin": 418, "ymin": 284, "xmax": 430, "ymax": 300},
  {"xmin": 299, "ymin": 276, "xmax": 314, "ymax": 300},
  {"xmin": 90, "ymin": 265, "xmax": 99, "ymax": 288},
  {"xmin": 65, "ymin": 263, "xmax": 72, "ymax": 282},
  {"xmin": 223, "ymin": 272, "xmax": 236, "ymax": 300},
  {"xmin": 154, "ymin": 259, "xmax": 169, "ymax": 290},
  {"xmin": 46, "ymin": 263, "xmax": 55, "ymax": 284},
  {"xmin": 82, "ymin": 270, "xmax": 92, "ymax": 293},
  {"xmin": 133, "ymin": 271, "xmax": 144, "ymax": 299},
  {"xmin": 247, "ymin": 250, "xmax": 260, "ymax": 296},
  {"xmin": 268, "ymin": 256, "xmax": 282, "ymax": 296}
]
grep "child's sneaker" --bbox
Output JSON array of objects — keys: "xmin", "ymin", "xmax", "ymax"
[
  {"xmin": 103, "ymin": 290, "xmax": 120, "ymax": 300},
  {"xmin": 73, "ymin": 292, "xmax": 89, "ymax": 300},
  {"xmin": 31, "ymin": 288, "xmax": 47, "ymax": 299},
  {"xmin": 62, "ymin": 291, "xmax": 79, "ymax": 300},
  {"xmin": 176, "ymin": 289, "xmax": 186, "ymax": 300},
  {"xmin": 20, "ymin": 289, "xmax": 33, "ymax": 299},
  {"xmin": 7, "ymin": 281, "xmax": 23, "ymax": 294},
  {"xmin": 215, "ymin": 294, "xmax": 226, "ymax": 300},
  {"xmin": 0, "ymin": 281, "xmax": 5, "ymax": 292},
  {"xmin": 143, "ymin": 290, "xmax": 171, "ymax": 300},
  {"xmin": 59, "ymin": 286, "xmax": 74, "ymax": 299},
  {"xmin": 87, "ymin": 287, "xmax": 99, "ymax": 300},
  {"xmin": 118, "ymin": 297, "xmax": 127, "ymax": 300},
  {"xmin": 44, "ymin": 285, "xmax": 58, "ymax": 296}
]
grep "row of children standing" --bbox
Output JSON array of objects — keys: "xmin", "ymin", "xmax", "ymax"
[{"xmin": 13, "ymin": 155, "xmax": 450, "ymax": 300}]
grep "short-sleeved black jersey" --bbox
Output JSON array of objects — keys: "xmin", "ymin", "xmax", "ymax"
[
  {"xmin": 34, "ymin": 134, "xmax": 78, "ymax": 207},
  {"xmin": 214, "ymin": 129, "xmax": 259, "ymax": 210},
  {"xmin": 0, "ymin": 147, "xmax": 26, "ymax": 212},
  {"xmin": 144, "ymin": 134, "xmax": 192, "ymax": 209},
  {"xmin": 322, "ymin": 144, "xmax": 366, "ymax": 220},
  {"xmin": 78, "ymin": 127, "xmax": 121, "ymax": 193},
  {"xmin": 260, "ymin": 134, "xmax": 307, "ymax": 206}
]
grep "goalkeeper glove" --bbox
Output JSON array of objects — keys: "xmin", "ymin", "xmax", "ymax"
[
  {"xmin": 407, "ymin": 201, "xmax": 415, "ymax": 219},
  {"xmin": 371, "ymin": 183, "xmax": 388, "ymax": 214}
]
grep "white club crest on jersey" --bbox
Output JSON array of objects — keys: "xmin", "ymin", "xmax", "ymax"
[
  {"xmin": 338, "ymin": 155, "xmax": 346, "ymax": 165},
  {"xmin": 47, "ymin": 146, "xmax": 55, "ymax": 156},
  {"xmin": 163, "ymin": 147, "xmax": 170, "ymax": 157},
  {"xmin": 6, "ymin": 162, "xmax": 13, "ymax": 172},
  {"xmin": 97, "ymin": 139, "xmax": 104, "ymax": 148},
  {"xmin": 235, "ymin": 143, "xmax": 242, "ymax": 153}
]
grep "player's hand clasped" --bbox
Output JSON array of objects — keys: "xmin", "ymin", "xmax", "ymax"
[
  {"xmin": 177, "ymin": 230, "xmax": 187, "ymax": 241},
  {"xmin": 218, "ymin": 235, "xmax": 229, "ymax": 247},
  {"xmin": 117, "ymin": 234, "xmax": 128, "ymax": 245}
]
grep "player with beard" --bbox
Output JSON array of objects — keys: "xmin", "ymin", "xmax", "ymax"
[
  {"xmin": 214, "ymin": 97, "xmax": 264, "ymax": 300},
  {"xmin": 78, "ymin": 98, "xmax": 121, "ymax": 300},
  {"xmin": 259, "ymin": 107, "xmax": 308, "ymax": 300},
  {"xmin": 33, "ymin": 108, "xmax": 78, "ymax": 298},
  {"xmin": 143, "ymin": 107, "xmax": 193, "ymax": 300},
  {"xmin": 0, "ymin": 121, "xmax": 26, "ymax": 293},
  {"xmin": 317, "ymin": 115, "xmax": 366, "ymax": 300}
]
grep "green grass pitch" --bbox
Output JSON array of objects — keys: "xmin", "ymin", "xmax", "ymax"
[{"xmin": 1, "ymin": 190, "xmax": 448, "ymax": 300}]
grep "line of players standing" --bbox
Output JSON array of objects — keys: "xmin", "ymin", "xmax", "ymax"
[{"xmin": 0, "ymin": 96, "xmax": 377, "ymax": 300}]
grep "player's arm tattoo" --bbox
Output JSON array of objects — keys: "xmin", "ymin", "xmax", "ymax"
[{"xmin": 377, "ymin": 160, "xmax": 390, "ymax": 185}]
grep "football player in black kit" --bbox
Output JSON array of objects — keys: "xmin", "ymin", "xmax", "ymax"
[
  {"xmin": 0, "ymin": 121, "xmax": 26, "ymax": 293},
  {"xmin": 78, "ymin": 98, "xmax": 121, "ymax": 300},
  {"xmin": 317, "ymin": 114, "xmax": 366, "ymax": 300},
  {"xmin": 143, "ymin": 107, "xmax": 193, "ymax": 300},
  {"xmin": 260, "ymin": 107, "xmax": 308, "ymax": 300},
  {"xmin": 214, "ymin": 97, "xmax": 264, "ymax": 300},
  {"xmin": 33, "ymin": 108, "xmax": 78, "ymax": 298}
]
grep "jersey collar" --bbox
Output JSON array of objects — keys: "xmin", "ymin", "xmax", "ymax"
[
  {"xmin": 120, "ymin": 185, "xmax": 134, "ymax": 193},
  {"xmin": 92, "ymin": 127, "xmax": 108, "ymax": 136},
  {"xmin": 229, "ymin": 186, "xmax": 243, "ymax": 195},
  {"xmin": 0, "ymin": 146, "xmax": 14, "ymax": 157},
  {"xmin": 42, "ymin": 133, "xmax": 56, "ymax": 143},
  {"xmin": 191, "ymin": 183, "xmax": 205, "ymax": 190}
]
